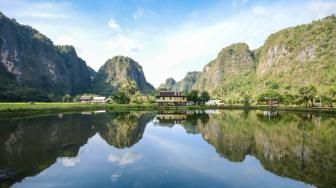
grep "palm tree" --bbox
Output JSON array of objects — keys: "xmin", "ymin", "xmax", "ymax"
[
  {"xmin": 121, "ymin": 77, "xmax": 139, "ymax": 97},
  {"xmin": 63, "ymin": 94, "xmax": 71, "ymax": 103},
  {"xmin": 299, "ymin": 85, "xmax": 317, "ymax": 107}
]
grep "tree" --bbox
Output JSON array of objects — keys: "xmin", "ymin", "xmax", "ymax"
[
  {"xmin": 320, "ymin": 95, "xmax": 333, "ymax": 107},
  {"xmin": 130, "ymin": 91, "xmax": 143, "ymax": 104},
  {"xmin": 257, "ymin": 90, "xmax": 283, "ymax": 105},
  {"xmin": 111, "ymin": 92, "xmax": 130, "ymax": 104},
  {"xmin": 299, "ymin": 85, "xmax": 317, "ymax": 107},
  {"xmin": 199, "ymin": 91, "xmax": 210, "ymax": 105},
  {"xmin": 242, "ymin": 94, "xmax": 251, "ymax": 107},
  {"xmin": 328, "ymin": 86, "xmax": 336, "ymax": 107},
  {"xmin": 282, "ymin": 92, "xmax": 295, "ymax": 106},
  {"xmin": 120, "ymin": 77, "xmax": 139, "ymax": 97},
  {"xmin": 62, "ymin": 94, "xmax": 71, "ymax": 103},
  {"xmin": 187, "ymin": 90, "xmax": 199, "ymax": 105}
]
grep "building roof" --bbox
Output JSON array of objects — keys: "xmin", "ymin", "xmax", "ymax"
[
  {"xmin": 158, "ymin": 91, "xmax": 185, "ymax": 97},
  {"xmin": 93, "ymin": 97, "xmax": 106, "ymax": 100},
  {"xmin": 80, "ymin": 96, "xmax": 92, "ymax": 100}
]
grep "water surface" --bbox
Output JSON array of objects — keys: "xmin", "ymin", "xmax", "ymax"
[{"xmin": 0, "ymin": 110, "xmax": 335, "ymax": 188}]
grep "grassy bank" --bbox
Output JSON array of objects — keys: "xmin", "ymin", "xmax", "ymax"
[
  {"xmin": 0, "ymin": 103, "xmax": 335, "ymax": 119},
  {"xmin": 0, "ymin": 103, "xmax": 207, "ymax": 119}
]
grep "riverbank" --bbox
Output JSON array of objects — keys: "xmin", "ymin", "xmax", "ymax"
[{"xmin": 0, "ymin": 103, "xmax": 335, "ymax": 119}]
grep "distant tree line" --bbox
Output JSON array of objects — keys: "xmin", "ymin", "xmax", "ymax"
[{"xmin": 222, "ymin": 85, "xmax": 336, "ymax": 108}]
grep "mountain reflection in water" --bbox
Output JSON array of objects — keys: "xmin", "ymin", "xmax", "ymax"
[{"xmin": 0, "ymin": 110, "xmax": 335, "ymax": 188}]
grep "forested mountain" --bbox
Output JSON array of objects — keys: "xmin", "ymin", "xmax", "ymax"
[
  {"xmin": 0, "ymin": 12, "xmax": 155, "ymax": 101},
  {"xmin": 90, "ymin": 56, "xmax": 155, "ymax": 96},
  {"xmin": 0, "ymin": 12, "xmax": 92, "ymax": 101},
  {"xmin": 159, "ymin": 15, "xmax": 336, "ymax": 99}
]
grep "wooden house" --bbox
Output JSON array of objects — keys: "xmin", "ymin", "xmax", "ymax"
[{"xmin": 156, "ymin": 91, "xmax": 187, "ymax": 106}]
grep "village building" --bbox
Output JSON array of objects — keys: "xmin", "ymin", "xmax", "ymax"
[
  {"xmin": 205, "ymin": 99, "xmax": 224, "ymax": 106},
  {"xmin": 79, "ymin": 96, "xmax": 108, "ymax": 103},
  {"xmin": 79, "ymin": 96, "xmax": 93, "ymax": 103},
  {"xmin": 156, "ymin": 91, "xmax": 187, "ymax": 106},
  {"xmin": 93, "ymin": 96, "xmax": 108, "ymax": 103}
]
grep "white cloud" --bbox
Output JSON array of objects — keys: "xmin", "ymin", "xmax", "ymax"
[
  {"xmin": 108, "ymin": 151, "xmax": 143, "ymax": 165},
  {"xmin": 0, "ymin": 1, "xmax": 71, "ymax": 20},
  {"xmin": 252, "ymin": 6, "xmax": 265, "ymax": 15},
  {"xmin": 133, "ymin": 9, "xmax": 144, "ymax": 20},
  {"xmin": 133, "ymin": 8, "xmax": 158, "ymax": 21},
  {"xmin": 108, "ymin": 19, "xmax": 121, "ymax": 31},
  {"xmin": 106, "ymin": 34, "xmax": 142, "ymax": 54},
  {"xmin": 111, "ymin": 172, "xmax": 122, "ymax": 182},
  {"xmin": 60, "ymin": 157, "xmax": 80, "ymax": 167}
]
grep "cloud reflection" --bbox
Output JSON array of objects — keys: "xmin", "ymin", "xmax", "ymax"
[
  {"xmin": 108, "ymin": 151, "xmax": 143, "ymax": 165},
  {"xmin": 60, "ymin": 157, "xmax": 80, "ymax": 167}
]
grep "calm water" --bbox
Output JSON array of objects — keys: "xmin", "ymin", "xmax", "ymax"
[{"xmin": 0, "ymin": 110, "xmax": 335, "ymax": 188}]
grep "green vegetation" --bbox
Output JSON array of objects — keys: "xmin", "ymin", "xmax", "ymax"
[{"xmin": 186, "ymin": 90, "xmax": 210, "ymax": 105}]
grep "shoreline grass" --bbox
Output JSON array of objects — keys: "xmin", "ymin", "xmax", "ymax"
[{"xmin": 0, "ymin": 102, "xmax": 335, "ymax": 119}]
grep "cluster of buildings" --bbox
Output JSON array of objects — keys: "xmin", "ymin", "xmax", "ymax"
[
  {"xmin": 155, "ymin": 91, "xmax": 224, "ymax": 106},
  {"xmin": 79, "ymin": 96, "xmax": 109, "ymax": 103},
  {"xmin": 79, "ymin": 91, "xmax": 224, "ymax": 106}
]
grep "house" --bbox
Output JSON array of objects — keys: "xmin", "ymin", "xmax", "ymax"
[
  {"xmin": 79, "ymin": 96, "xmax": 93, "ymax": 103},
  {"xmin": 93, "ymin": 96, "xmax": 108, "ymax": 103},
  {"xmin": 156, "ymin": 91, "xmax": 187, "ymax": 106},
  {"xmin": 205, "ymin": 99, "xmax": 224, "ymax": 106}
]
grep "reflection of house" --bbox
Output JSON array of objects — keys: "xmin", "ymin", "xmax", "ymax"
[
  {"xmin": 205, "ymin": 99, "xmax": 224, "ymax": 106},
  {"xmin": 156, "ymin": 91, "xmax": 187, "ymax": 106},
  {"xmin": 80, "ymin": 96, "xmax": 93, "ymax": 103},
  {"xmin": 156, "ymin": 111, "xmax": 187, "ymax": 124}
]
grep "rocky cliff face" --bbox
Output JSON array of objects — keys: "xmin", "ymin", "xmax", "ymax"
[
  {"xmin": 158, "ymin": 77, "xmax": 178, "ymax": 91},
  {"xmin": 159, "ymin": 43, "xmax": 255, "ymax": 95},
  {"xmin": 160, "ymin": 15, "xmax": 336, "ymax": 97},
  {"xmin": 91, "ymin": 56, "xmax": 155, "ymax": 95},
  {"xmin": 0, "ymin": 12, "xmax": 92, "ymax": 101},
  {"xmin": 159, "ymin": 71, "xmax": 201, "ymax": 92},
  {"xmin": 195, "ymin": 43, "xmax": 255, "ymax": 94},
  {"xmin": 255, "ymin": 15, "xmax": 336, "ymax": 94}
]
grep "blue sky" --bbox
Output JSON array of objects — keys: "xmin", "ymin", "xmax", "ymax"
[{"xmin": 1, "ymin": 0, "xmax": 336, "ymax": 87}]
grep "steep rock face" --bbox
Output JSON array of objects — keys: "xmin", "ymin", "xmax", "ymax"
[
  {"xmin": 195, "ymin": 43, "xmax": 255, "ymax": 93},
  {"xmin": 179, "ymin": 71, "xmax": 201, "ymax": 92},
  {"xmin": 91, "ymin": 56, "xmax": 155, "ymax": 95},
  {"xmin": 158, "ymin": 78, "xmax": 178, "ymax": 91},
  {"xmin": 159, "ymin": 71, "xmax": 201, "ymax": 92},
  {"xmin": 256, "ymin": 15, "xmax": 336, "ymax": 93},
  {"xmin": 0, "ymin": 12, "xmax": 92, "ymax": 101},
  {"xmin": 159, "ymin": 43, "xmax": 255, "ymax": 95}
]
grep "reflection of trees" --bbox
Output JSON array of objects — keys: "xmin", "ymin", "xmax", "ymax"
[
  {"xmin": 0, "ymin": 112, "xmax": 155, "ymax": 187},
  {"xmin": 96, "ymin": 112, "xmax": 155, "ymax": 148},
  {"xmin": 0, "ymin": 114, "xmax": 95, "ymax": 187},
  {"xmin": 177, "ymin": 110, "xmax": 336, "ymax": 188}
]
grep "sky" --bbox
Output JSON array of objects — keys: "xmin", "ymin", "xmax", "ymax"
[{"xmin": 1, "ymin": 0, "xmax": 336, "ymax": 87}]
